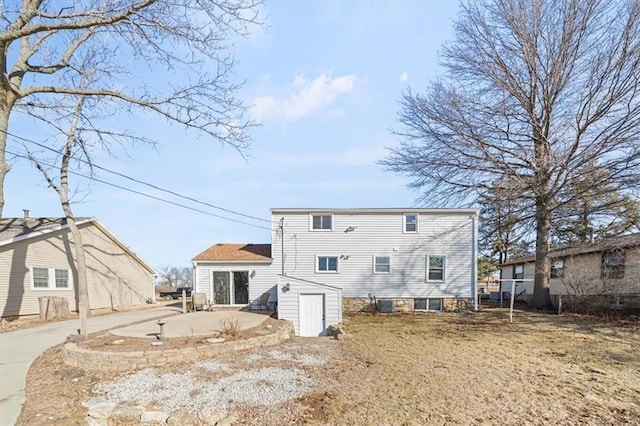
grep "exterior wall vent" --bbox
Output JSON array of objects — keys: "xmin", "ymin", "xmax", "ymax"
[{"xmin": 377, "ymin": 299, "xmax": 394, "ymax": 313}]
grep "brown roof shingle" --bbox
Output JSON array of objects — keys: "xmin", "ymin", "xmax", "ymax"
[{"xmin": 192, "ymin": 243, "xmax": 272, "ymax": 262}]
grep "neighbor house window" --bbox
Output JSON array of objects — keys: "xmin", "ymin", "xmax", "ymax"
[
  {"xmin": 311, "ymin": 214, "xmax": 332, "ymax": 231},
  {"xmin": 550, "ymin": 259, "xmax": 564, "ymax": 278},
  {"xmin": 31, "ymin": 267, "xmax": 71, "ymax": 290},
  {"xmin": 426, "ymin": 255, "xmax": 446, "ymax": 281},
  {"xmin": 602, "ymin": 250, "xmax": 625, "ymax": 279},
  {"xmin": 513, "ymin": 264, "xmax": 524, "ymax": 280},
  {"xmin": 373, "ymin": 256, "xmax": 391, "ymax": 274},
  {"xmin": 414, "ymin": 298, "xmax": 442, "ymax": 311},
  {"xmin": 404, "ymin": 214, "xmax": 418, "ymax": 233},
  {"xmin": 316, "ymin": 256, "xmax": 339, "ymax": 273}
]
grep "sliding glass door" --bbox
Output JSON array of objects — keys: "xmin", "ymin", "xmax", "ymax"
[{"xmin": 212, "ymin": 270, "xmax": 249, "ymax": 305}]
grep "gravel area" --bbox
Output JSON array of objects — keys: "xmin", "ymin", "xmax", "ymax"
[{"xmin": 84, "ymin": 338, "xmax": 337, "ymax": 422}]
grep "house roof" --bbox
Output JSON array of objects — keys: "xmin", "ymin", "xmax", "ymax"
[
  {"xmin": 500, "ymin": 233, "xmax": 640, "ymax": 266},
  {"xmin": 192, "ymin": 243, "xmax": 272, "ymax": 262},
  {"xmin": 271, "ymin": 207, "xmax": 478, "ymax": 215},
  {"xmin": 0, "ymin": 217, "xmax": 156, "ymax": 275}
]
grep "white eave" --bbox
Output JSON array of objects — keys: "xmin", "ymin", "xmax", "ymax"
[{"xmin": 270, "ymin": 207, "xmax": 478, "ymax": 215}]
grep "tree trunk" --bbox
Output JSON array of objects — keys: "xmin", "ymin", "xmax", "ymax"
[
  {"xmin": 0, "ymin": 104, "xmax": 10, "ymax": 218},
  {"xmin": 531, "ymin": 202, "xmax": 553, "ymax": 308}
]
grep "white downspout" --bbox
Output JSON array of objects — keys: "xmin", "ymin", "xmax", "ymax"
[{"xmin": 471, "ymin": 213, "xmax": 479, "ymax": 311}]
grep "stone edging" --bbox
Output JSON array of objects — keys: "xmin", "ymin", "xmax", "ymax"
[{"xmin": 64, "ymin": 321, "xmax": 295, "ymax": 371}]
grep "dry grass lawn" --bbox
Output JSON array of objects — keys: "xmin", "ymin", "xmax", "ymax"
[
  {"xmin": 18, "ymin": 308, "xmax": 639, "ymax": 425},
  {"xmin": 307, "ymin": 309, "xmax": 640, "ymax": 425}
]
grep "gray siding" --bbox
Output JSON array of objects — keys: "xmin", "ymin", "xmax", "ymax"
[
  {"xmin": 271, "ymin": 211, "xmax": 476, "ymax": 299},
  {"xmin": 0, "ymin": 222, "xmax": 154, "ymax": 317},
  {"xmin": 277, "ymin": 275, "xmax": 342, "ymax": 336}
]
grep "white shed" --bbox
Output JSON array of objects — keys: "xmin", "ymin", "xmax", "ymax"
[{"xmin": 276, "ymin": 275, "xmax": 342, "ymax": 336}]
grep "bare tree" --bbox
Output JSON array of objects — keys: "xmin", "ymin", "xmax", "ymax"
[
  {"xmin": 0, "ymin": 0, "xmax": 263, "ymax": 217},
  {"xmin": 156, "ymin": 265, "xmax": 193, "ymax": 288},
  {"xmin": 382, "ymin": 0, "xmax": 640, "ymax": 308},
  {"xmin": 26, "ymin": 95, "xmax": 93, "ymax": 336}
]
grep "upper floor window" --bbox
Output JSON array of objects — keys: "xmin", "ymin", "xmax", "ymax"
[
  {"xmin": 513, "ymin": 264, "xmax": 524, "ymax": 280},
  {"xmin": 316, "ymin": 256, "xmax": 339, "ymax": 273},
  {"xmin": 373, "ymin": 256, "xmax": 391, "ymax": 274},
  {"xmin": 602, "ymin": 250, "xmax": 624, "ymax": 279},
  {"xmin": 311, "ymin": 214, "xmax": 332, "ymax": 231},
  {"xmin": 404, "ymin": 213, "xmax": 418, "ymax": 233},
  {"xmin": 550, "ymin": 259, "xmax": 564, "ymax": 278},
  {"xmin": 31, "ymin": 266, "xmax": 71, "ymax": 290},
  {"xmin": 427, "ymin": 255, "xmax": 446, "ymax": 281}
]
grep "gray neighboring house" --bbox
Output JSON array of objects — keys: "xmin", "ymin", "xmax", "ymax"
[{"xmin": 0, "ymin": 217, "xmax": 156, "ymax": 318}]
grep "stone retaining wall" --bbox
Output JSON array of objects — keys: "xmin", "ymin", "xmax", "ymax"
[{"xmin": 64, "ymin": 321, "xmax": 295, "ymax": 371}]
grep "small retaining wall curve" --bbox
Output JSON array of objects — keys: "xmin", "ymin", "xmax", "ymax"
[{"xmin": 64, "ymin": 321, "xmax": 295, "ymax": 371}]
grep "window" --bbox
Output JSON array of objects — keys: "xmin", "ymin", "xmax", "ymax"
[
  {"xmin": 513, "ymin": 264, "xmax": 524, "ymax": 280},
  {"xmin": 373, "ymin": 256, "xmax": 391, "ymax": 274},
  {"xmin": 316, "ymin": 256, "xmax": 338, "ymax": 273},
  {"xmin": 602, "ymin": 250, "xmax": 625, "ymax": 279},
  {"xmin": 31, "ymin": 267, "xmax": 72, "ymax": 290},
  {"xmin": 55, "ymin": 269, "xmax": 69, "ymax": 288},
  {"xmin": 427, "ymin": 255, "xmax": 445, "ymax": 281},
  {"xmin": 550, "ymin": 259, "xmax": 564, "ymax": 278},
  {"xmin": 311, "ymin": 214, "xmax": 332, "ymax": 231},
  {"xmin": 414, "ymin": 298, "xmax": 442, "ymax": 311},
  {"xmin": 32, "ymin": 267, "xmax": 49, "ymax": 288},
  {"xmin": 404, "ymin": 214, "xmax": 418, "ymax": 233}
]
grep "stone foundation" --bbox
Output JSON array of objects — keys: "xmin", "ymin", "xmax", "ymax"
[{"xmin": 343, "ymin": 297, "xmax": 473, "ymax": 313}]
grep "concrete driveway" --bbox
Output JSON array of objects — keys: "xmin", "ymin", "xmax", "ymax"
[{"xmin": 0, "ymin": 306, "xmax": 181, "ymax": 426}]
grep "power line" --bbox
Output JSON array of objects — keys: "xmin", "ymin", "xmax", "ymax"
[
  {"xmin": 2, "ymin": 129, "xmax": 270, "ymax": 223},
  {"xmin": 6, "ymin": 149, "xmax": 272, "ymax": 231}
]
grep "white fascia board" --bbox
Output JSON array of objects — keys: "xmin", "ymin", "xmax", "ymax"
[{"xmin": 271, "ymin": 208, "xmax": 479, "ymax": 215}]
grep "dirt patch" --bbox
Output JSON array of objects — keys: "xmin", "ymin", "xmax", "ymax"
[{"xmin": 18, "ymin": 308, "xmax": 640, "ymax": 425}]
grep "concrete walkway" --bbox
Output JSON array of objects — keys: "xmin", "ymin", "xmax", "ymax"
[
  {"xmin": 111, "ymin": 311, "xmax": 269, "ymax": 338},
  {"xmin": 0, "ymin": 306, "xmax": 181, "ymax": 426}
]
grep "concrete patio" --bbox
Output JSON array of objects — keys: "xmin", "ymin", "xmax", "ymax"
[{"xmin": 110, "ymin": 310, "xmax": 270, "ymax": 339}]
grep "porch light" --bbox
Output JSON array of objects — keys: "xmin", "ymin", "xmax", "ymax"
[{"xmin": 282, "ymin": 283, "xmax": 290, "ymax": 292}]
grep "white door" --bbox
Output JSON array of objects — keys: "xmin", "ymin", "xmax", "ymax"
[{"xmin": 299, "ymin": 294, "xmax": 325, "ymax": 336}]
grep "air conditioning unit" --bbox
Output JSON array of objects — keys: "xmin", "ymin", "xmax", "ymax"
[{"xmin": 377, "ymin": 299, "xmax": 394, "ymax": 313}]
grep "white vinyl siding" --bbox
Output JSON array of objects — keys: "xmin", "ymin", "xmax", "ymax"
[
  {"xmin": 277, "ymin": 275, "xmax": 342, "ymax": 336},
  {"xmin": 271, "ymin": 210, "xmax": 475, "ymax": 300},
  {"xmin": 373, "ymin": 255, "xmax": 391, "ymax": 274},
  {"xmin": 30, "ymin": 266, "xmax": 72, "ymax": 290},
  {"xmin": 193, "ymin": 262, "xmax": 276, "ymax": 308}
]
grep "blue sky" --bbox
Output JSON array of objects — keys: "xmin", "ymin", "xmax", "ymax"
[{"xmin": 4, "ymin": 1, "xmax": 461, "ymax": 269}]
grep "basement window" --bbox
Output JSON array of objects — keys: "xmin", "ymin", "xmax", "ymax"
[{"xmin": 414, "ymin": 298, "xmax": 442, "ymax": 311}]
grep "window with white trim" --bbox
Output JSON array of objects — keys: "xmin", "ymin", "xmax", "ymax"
[
  {"xmin": 316, "ymin": 256, "xmax": 338, "ymax": 273},
  {"xmin": 414, "ymin": 298, "xmax": 442, "ymax": 311},
  {"xmin": 426, "ymin": 255, "xmax": 445, "ymax": 281},
  {"xmin": 513, "ymin": 264, "xmax": 524, "ymax": 280},
  {"xmin": 602, "ymin": 250, "xmax": 625, "ymax": 279},
  {"xmin": 403, "ymin": 213, "xmax": 418, "ymax": 233},
  {"xmin": 311, "ymin": 214, "xmax": 332, "ymax": 231},
  {"xmin": 31, "ymin": 267, "xmax": 72, "ymax": 289},
  {"xmin": 373, "ymin": 256, "xmax": 391, "ymax": 274}
]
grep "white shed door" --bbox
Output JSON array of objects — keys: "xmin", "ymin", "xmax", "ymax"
[{"xmin": 299, "ymin": 294, "xmax": 325, "ymax": 337}]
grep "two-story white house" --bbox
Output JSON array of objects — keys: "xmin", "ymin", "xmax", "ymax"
[{"xmin": 192, "ymin": 208, "xmax": 479, "ymax": 336}]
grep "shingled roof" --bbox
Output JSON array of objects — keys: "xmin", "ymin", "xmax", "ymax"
[
  {"xmin": 0, "ymin": 217, "xmax": 93, "ymax": 243},
  {"xmin": 192, "ymin": 243, "xmax": 272, "ymax": 262},
  {"xmin": 501, "ymin": 233, "xmax": 640, "ymax": 266}
]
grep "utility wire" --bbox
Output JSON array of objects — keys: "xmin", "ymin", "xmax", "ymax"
[
  {"xmin": 6, "ymin": 149, "xmax": 272, "ymax": 231},
  {"xmin": 2, "ymin": 129, "xmax": 270, "ymax": 223}
]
